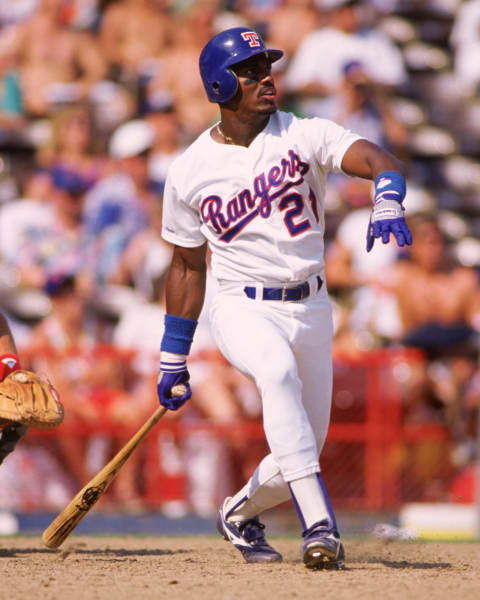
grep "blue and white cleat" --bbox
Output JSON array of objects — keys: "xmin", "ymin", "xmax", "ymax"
[
  {"xmin": 216, "ymin": 498, "xmax": 283, "ymax": 563},
  {"xmin": 302, "ymin": 519, "xmax": 345, "ymax": 570}
]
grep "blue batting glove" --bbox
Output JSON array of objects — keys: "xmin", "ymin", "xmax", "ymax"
[
  {"xmin": 157, "ymin": 354, "xmax": 192, "ymax": 411},
  {"xmin": 366, "ymin": 171, "xmax": 412, "ymax": 252}
]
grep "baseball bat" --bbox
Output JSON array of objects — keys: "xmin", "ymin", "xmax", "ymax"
[{"xmin": 41, "ymin": 384, "xmax": 187, "ymax": 549}]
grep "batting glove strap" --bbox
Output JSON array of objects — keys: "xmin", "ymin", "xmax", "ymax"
[
  {"xmin": 367, "ymin": 202, "xmax": 412, "ymax": 253},
  {"xmin": 370, "ymin": 198, "xmax": 405, "ymax": 222},
  {"xmin": 374, "ymin": 171, "xmax": 406, "ymax": 204}
]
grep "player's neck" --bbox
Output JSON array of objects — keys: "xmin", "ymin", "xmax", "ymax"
[{"xmin": 215, "ymin": 114, "xmax": 271, "ymax": 148}]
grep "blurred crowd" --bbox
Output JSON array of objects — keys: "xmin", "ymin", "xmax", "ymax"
[{"xmin": 0, "ymin": 0, "xmax": 479, "ymax": 515}]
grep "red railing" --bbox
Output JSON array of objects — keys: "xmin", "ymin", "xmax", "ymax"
[{"xmin": 24, "ymin": 346, "xmax": 453, "ymax": 511}]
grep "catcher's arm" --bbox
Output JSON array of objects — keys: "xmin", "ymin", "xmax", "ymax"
[
  {"xmin": 0, "ymin": 314, "xmax": 63, "ymax": 465},
  {"xmin": 0, "ymin": 369, "xmax": 64, "ymax": 430}
]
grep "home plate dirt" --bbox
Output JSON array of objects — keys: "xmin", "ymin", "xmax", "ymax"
[{"xmin": 1, "ymin": 536, "xmax": 479, "ymax": 600}]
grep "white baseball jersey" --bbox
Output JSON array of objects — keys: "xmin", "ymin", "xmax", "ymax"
[{"xmin": 162, "ymin": 111, "xmax": 362, "ymax": 283}]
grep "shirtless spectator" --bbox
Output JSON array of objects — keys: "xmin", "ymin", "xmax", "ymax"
[
  {"xmin": 263, "ymin": 0, "xmax": 319, "ymax": 61},
  {"xmin": 394, "ymin": 215, "xmax": 480, "ymax": 356},
  {"xmin": 99, "ymin": 0, "xmax": 171, "ymax": 86},
  {"xmin": 8, "ymin": 0, "xmax": 106, "ymax": 117},
  {"xmin": 391, "ymin": 215, "xmax": 480, "ymax": 434},
  {"xmin": 145, "ymin": 0, "xmax": 219, "ymax": 138}
]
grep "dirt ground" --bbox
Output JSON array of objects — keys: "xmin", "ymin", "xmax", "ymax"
[{"xmin": 1, "ymin": 536, "xmax": 479, "ymax": 600}]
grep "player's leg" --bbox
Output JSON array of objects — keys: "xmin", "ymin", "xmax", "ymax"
[
  {"xmin": 211, "ymin": 296, "xmax": 321, "ymax": 479},
  {"xmin": 210, "ymin": 294, "xmax": 321, "ymax": 562},
  {"xmin": 288, "ymin": 292, "xmax": 344, "ymax": 569}
]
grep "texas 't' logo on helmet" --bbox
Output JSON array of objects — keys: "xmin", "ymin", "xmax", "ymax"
[{"xmin": 241, "ymin": 31, "xmax": 261, "ymax": 47}]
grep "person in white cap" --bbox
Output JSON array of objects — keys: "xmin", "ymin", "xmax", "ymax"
[
  {"xmin": 81, "ymin": 119, "xmax": 156, "ymax": 286},
  {"xmin": 285, "ymin": 0, "xmax": 407, "ymax": 119}
]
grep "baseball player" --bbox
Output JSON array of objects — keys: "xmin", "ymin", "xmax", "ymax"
[
  {"xmin": 157, "ymin": 27, "xmax": 412, "ymax": 569},
  {"xmin": 0, "ymin": 313, "xmax": 29, "ymax": 464},
  {"xmin": 0, "ymin": 311, "xmax": 64, "ymax": 465}
]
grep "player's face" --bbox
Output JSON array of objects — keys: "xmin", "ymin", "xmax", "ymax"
[{"xmin": 231, "ymin": 54, "xmax": 277, "ymax": 114}]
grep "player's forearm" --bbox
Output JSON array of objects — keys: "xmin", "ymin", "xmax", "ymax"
[
  {"xmin": 341, "ymin": 139, "xmax": 405, "ymax": 181},
  {"xmin": 164, "ymin": 244, "xmax": 207, "ymax": 320},
  {"xmin": 0, "ymin": 313, "xmax": 17, "ymax": 355}
]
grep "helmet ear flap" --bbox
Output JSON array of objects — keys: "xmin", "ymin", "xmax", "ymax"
[{"xmin": 210, "ymin": 69, "xmax": 238, "ymax": 103}]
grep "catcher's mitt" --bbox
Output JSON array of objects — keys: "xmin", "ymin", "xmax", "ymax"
[{"xmin": 0, "ymin": 370, "xmax": 64, "ymax": 429}]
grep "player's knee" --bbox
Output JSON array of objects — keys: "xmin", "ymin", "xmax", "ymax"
[{"xmin": 257, "ymin": 360, "xmax": 299, "ymax": 393}]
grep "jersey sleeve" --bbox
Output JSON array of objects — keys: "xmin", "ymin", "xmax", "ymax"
[
  {"xmin": 306, "ymin": 118, "xmax": 363, "ymax": 174},
  {"xmin": 161, "ymin": 169, "xmax": 206, "ymax": 248}
]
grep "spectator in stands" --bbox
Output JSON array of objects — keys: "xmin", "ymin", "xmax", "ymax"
[
  {"xmin": 330, "ymin": 60, "xmax": 409, "ymax": 151},
  {"xmin": 146, "ymin": 104, "xmax": 186, "ymax": 194},
  {"xmin": 27, "ymin": 272, "xmax": 145, "ymax": 508},
  {"xmin": 7, "ymin": 0, "xmax": 107, "ymax": 117},
  {"xmin": 144, "ymin": 1, "xmax": 219, "ymax": 138},
  {"xmin": 15, "ymin": 168, "xmax": 90, "ymax": 290},
  {"xmin": 284, "ymin": 0, "xmax": 407, "ymax": 118},
  {"xmin": 450, "ymin": 0, "xmax": 480, "ymax": 95},
  {"xmin": 0, "ymin": 171, "xmax": 53, "ymax": 268},
  {"xmin": 325, "ymin": 180, "xmax": 434, "ymax": 351},
  {"xmin": 99, "ymin": 0, "xmax": 171, "ymax": 88},
  {"xmin": 36, "ymin": 103, "xmax": 109, "ymax": 186},
  {"xmin": 81, "ymin": 119, "xmax": 155, "ymax": 290},
  {"xmin": 325, "ymin": 178, "xmax": 403, "ymax": 354},
  {"xmin": 108, "ymin": 197, "xmax": 171, "ymax": 302},
  {"xmin": 393, "ymin": 215, "xmax": 480, "ymax": 357},
  {"xmin": 242, "ymin": 0, "xmax": 319, "ymax": 60},
  {"xmin": 391, "ymin": 214, "xmax": 480, "ymax": 432},
  {"xmin": 0, "ymin": 44, "xmax": 25, "ymax": 137}
]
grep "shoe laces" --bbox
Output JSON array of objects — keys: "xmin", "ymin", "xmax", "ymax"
[
  {"xmin": 302, "ymin": 518, "xmax": 339, "ymax": 540},
  {"xmin": 238, "ymin": 517, "xmax": 268, "ymax": 545}
]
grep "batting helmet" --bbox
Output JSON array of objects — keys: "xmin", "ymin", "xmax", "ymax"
[{"xmin": 199, "ymin": 27, "xmax": 283, "ymax": 104}]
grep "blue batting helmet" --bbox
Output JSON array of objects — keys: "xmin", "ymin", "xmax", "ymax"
[{"xmin": 199, "ymin": 27, "xmax": 283, "ymax": 103}]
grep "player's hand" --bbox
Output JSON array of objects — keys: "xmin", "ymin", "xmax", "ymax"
[
  {"xmin": 366, "ymin": 202, "xmax": 412, "ymax": 252},
  {"xmin": 156, "ymin": 357, "xmax": 191, "ymax": 411},
  {"xmin": 366, "ymin": 172, "xmax": 412, "ymax": 252}
]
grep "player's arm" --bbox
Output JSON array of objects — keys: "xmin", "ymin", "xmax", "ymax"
[
  {"xmin": 340, "ymin": 139, "xmax": 412, "ymax": 253},
  {"xmin": 0, "ymin": 313, "xmax": 25, "ymax": 465},
  {"xmin": 341, "ymin": 139, "xmax": 405, "ymax": 180},
  {"xmin": 164, "ymin": 243, "xmax": 208, "ymax": 320},
  {"xmin": 156, "ymin": 243, "xmax": 208, "ymax": 411}
]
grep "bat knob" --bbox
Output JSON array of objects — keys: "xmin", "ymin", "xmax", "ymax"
[{"xmin": 171, "ymin": 384, "xmax": 187, "ymax": 397}]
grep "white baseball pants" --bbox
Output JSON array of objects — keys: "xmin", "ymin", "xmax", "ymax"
[{"xmin": 209, "ymin": 278, "xmax": 333, "ymax": 512}]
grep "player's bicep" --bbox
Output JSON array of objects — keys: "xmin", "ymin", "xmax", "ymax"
[
  {"xmin": 307, "ymin": 119, "xmax": 363, "ymax": 173},
  {"xmin": 341, "ymin": 139, "xmax": 404, "ymax": 180}
]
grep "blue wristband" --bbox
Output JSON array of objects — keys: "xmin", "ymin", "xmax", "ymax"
[
  {"xmin": 374, "ymin": 171, "xmax": 406, "ymax": 203},
  {"xmin": 161, "ymin": 314, "xmax": 198, "ymax": 355}
]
